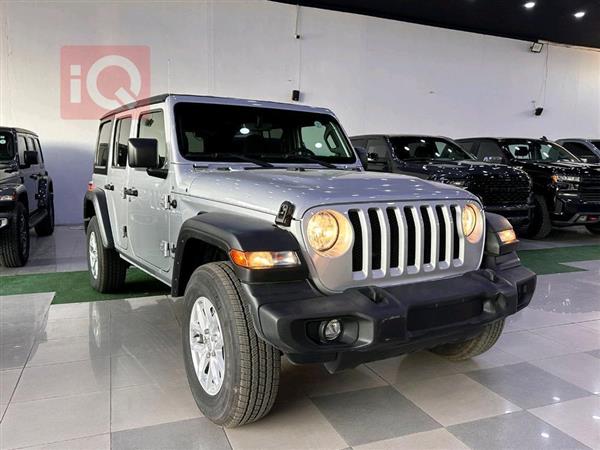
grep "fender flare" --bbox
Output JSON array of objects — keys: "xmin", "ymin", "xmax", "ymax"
[
  {"xmin": 171, "ymin": 212, "xmax": 308, "ymax": 296},
  {"xmin": 83, "ymin": 189, "xmax": 115, "ymax": 248}
]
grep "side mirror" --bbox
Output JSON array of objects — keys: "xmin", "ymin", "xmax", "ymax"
[
  {"xmin": 354, "ymin": 146, "xmax": 369, "ymax": 167},
  {"xmin": 128, "ymin": 138, "xmax": 159, "ymax": 169},
  {"xmin": 483, "ymin": 156, "xmax": 505, "ymax": 164},
  {"xmin": 23, "ymin": 151, "xmax": 38, "ymax": 167}
]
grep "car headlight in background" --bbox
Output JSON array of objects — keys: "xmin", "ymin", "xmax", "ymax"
[
  {"xmin": 551, "ymin": 175, "xmax": 580, "ymax": 184},
  {"xmin": 306, "ymin": 209, "xmax": 353, "ymax": 257},
  {"xmin": 462, "ymin": 203, "xmax": 484, "ymax": 243}
]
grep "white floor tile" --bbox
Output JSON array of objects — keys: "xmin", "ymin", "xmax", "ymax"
[
  {"xmin": 354, "ymin": 428, "xmax": 469, "ymax": 450},
  {"xmin": 531, "ymin": 352, "xmax": 600, "ymax": 394}
]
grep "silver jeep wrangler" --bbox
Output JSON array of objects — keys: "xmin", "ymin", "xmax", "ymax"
[{"xmin": 84, "ymin": 94, "xmax": 536, "ymax": 427}]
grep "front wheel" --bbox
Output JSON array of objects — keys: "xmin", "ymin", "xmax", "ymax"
[
  {"xmin": 35, "ymin": 193, "xmax": 55, "ymax": 236},
  {"xmin": 0, "ymin": 202, "xmax": 30, "ymax": 267},
  {"xmin": 182, "ymin": 262, "xmax": 280, "ymax": 427},
  {"xmin": 430, "ymin": 319, "xmax": 505, "ymax": 361},
  {"xmin": 585, "ymin": 223, "xmax": 600, "ymax": 235},
  {"xmin": 86, "ymin": 216, "xmax": 127, "ymax": 292},
  {"xmin": 524, "ymin": 194, "xmax": 552, "ymax": 239}
]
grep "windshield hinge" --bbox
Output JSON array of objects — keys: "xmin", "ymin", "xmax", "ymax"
[{"xmin": 160, "ymin": 241, "xmax": 176, "ymax": 258}]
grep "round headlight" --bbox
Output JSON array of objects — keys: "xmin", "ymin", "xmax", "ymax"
[
  {"xmin": 462, "ymin": 203, "xmax": 483, "ymax": 243},
  {"xmin": 307, "ymin": 211, "xmax": 339, "ymax": 252},
  {"xmin": 306, "ymin": 210, "xmax": 354, "ymax": 256}
]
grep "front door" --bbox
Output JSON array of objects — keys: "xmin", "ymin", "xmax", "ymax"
[
  {"xmin": 126, "ymin": 109, "xmax": 171, "ymax": 272},
  {"xmin": 107, "ymin": 116, "xmax": 132, "ymax": 250},
  {"xmin": 16, "ymin": 134, "xmax": 38, "ymax": 213}
]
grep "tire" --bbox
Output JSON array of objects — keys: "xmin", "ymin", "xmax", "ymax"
[
  {"xmin": 585, "ymin": 223, "xmax": 600, "ymax": 235},
  {"xmin": 86, "ymin": 216, "xmax": 127, "ymax": 293},
  {"xmin": 524, "ymin": 194, "xmax": 552, "ymax": 239},
  {"xmin": 431, "ymin": 319, "xmax": 505, "ymax": 361},
  {"xmin": 182, "ymin": 262, "xmax": 280, "ymax": 427},
  {"xmin": 35, "ymin": 193, "xmax": 55, "ymax": 236},
  {"xmin": 0, "ymin": 202, "xmax": 30, "ymax": 267}
]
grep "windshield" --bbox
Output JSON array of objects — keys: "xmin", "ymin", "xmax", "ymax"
[
  {"xmin": 0, "ymin": 132, "xmax": 14, "ymax": 161},
  {"xmin": 504, "ymin": 141, "xmax": 580, "ymax": 163},
  {"xmin": 174, "ymin": 103, "xmax": 356, "ymax": 165},
  {"xmin": 389, "ymin": 136, "xmax": 475, "ymax": 162}
]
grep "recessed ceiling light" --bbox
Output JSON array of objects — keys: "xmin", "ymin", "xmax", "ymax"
[
  {"xmin": 524, "ymin": 2, "xmax": 536, "ymax": 9},
  {"xmin": 573, "ymin": 11, "xmax": 586, "ymax": 18}
]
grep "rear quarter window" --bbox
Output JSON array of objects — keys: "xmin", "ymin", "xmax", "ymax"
[{"xmin": 95, "ymin": 120, "xmax": 112, "ymax": 174}]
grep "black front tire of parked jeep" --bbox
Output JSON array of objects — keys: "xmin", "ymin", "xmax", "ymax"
[
  {"xmin": 430, "ymin": 319, "xmax": 505, "ymax": 361},
  {"xmin": 35, "ymin": 193, "xmax": 55, "ymax": 237},
  {"xmin": 585, "ymin": 223, "xmax": 600, "ymax": 235},
  {"xmin": 86, "ymin": 216, "xmax": 127, "ymax": 293},
  {"xmin": 0, "ymin": 202, "xmax": 30, "ymax": 267},
  {"xmin": 524, "ymin": 194, "xmax": 552, "ymax": 240},
  {"xmin": 182, "ymin": 262, "xmax": 280, "ymax": 428}
]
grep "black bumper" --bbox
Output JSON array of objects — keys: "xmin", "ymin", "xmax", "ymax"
[
  {"xmin": 551, "ymin": 195, "xmax": 600, "ymax": 226},
  {"xmin": 242, "ymin": 261, "xmax": 536, "ymax": 372},
  {"xmin": 0, "ymin": 209, "xmax": 16, "ymax": 229}
]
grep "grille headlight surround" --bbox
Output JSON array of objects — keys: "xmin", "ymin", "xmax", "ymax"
[
  {"xmin": 462, "ymin": 203, "xmax": 484, "ymax": 243},
  {"xmin": 306, "ymin": 210, "xmax": 353, "ymax": 257}
]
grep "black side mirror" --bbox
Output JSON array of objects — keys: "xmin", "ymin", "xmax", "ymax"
[
  {"xmin": 128, "ymin": 138, "xmax": 159, "ymax": 169},
  {"xmin": 23, "ymin": 151, "xmax": 38, "ymax": 167},
  {"xmin": 354, "ymin": 146, "xmax": 368, "ymax": 167}
]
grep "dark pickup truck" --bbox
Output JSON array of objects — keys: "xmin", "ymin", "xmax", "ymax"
[
  {"xmin": 456, "ymin": 137, "xmax": 600, "ymax": 238},
  {"xmin": 351, "ymin": 135, "xmax": 533, "ymax": 230},
  {"xmin": 0, "ymin": 127, "xmax": 54, "ymax": 267}
]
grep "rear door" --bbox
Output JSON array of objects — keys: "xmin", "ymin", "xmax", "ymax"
[
  {"xmin": 16, "ymin": 134, "xmax": 37, "ymax": 212},
  {"xmin": 107, "ymin": 116, "xmax": 132, "ymax": 250}
]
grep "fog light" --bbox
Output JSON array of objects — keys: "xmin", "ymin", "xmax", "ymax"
[{"xmin": 322, "ymin": 319, "xmax": 342, "ymax": 341}]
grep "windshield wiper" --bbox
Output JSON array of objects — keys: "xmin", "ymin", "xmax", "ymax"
[
  {"xmin": 276, "ymin": 153, "xmax": 343, "ymax": 170},
  {"xmin": 197, "ymin": 153, "xmax": 274, "ymax": 168}
]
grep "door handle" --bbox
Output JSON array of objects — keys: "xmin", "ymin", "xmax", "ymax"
[
  {"xmin": 124, "ymin": 187, "xmax": 138, "ymax": 197},
  {"xmin": 30, "ymin": 174, "xmax": 39, "ymax": 180},
  {"xmin": 104, "ymin": 183, "xmax": 115, "ymax": 191}
]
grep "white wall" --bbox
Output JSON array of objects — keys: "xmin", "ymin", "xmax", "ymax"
[{"xmin": 1, "ymin": 0, "xmax": 599, "ymax": 224}]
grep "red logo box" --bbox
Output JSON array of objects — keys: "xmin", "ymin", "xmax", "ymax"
[{"xmin": 61, "ymin": 46, "xmax": 150, "ymax": 120}]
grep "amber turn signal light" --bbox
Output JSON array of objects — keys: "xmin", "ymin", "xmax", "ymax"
[{"xmin": 229, "ymin": 250, "xmax": 300, "ymax": 269}]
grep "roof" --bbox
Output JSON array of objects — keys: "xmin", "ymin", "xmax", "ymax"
[
  {"xmin": 456, "ymin": 137, "xmax": 548, "ymax": 142},
  {"xmin": 100, "ymin": 93, "xmax": 334, "ymax": 120},
  {"xmin": 350, "ymin": 134, "xmax": 454, "ymax": 140},
  {"xmin": 0, "ymin": 127, "xmax": 38, "ymax": 136}
]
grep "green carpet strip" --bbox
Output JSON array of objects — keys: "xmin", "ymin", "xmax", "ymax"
[{"xmin": 1, "ymin": 245, "xmax": 598, "ymax": 304}]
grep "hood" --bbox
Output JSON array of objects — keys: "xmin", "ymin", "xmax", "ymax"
[
  {"xmin": 405, "ymin": 159, "xmax": 528, "ymax": 182},
  {"xmin": 188, "ymin": 168, "xmax": 477, "ymax": 217},
  {"xmin": 518, "ymin": 160, "xmax": 600, "ymax": 176}
]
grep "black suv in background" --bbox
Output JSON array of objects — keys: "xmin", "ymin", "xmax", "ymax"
[
  {"xmin": 0, "ymin": 127, "xmax": 54, "ymax": 267},
  {"xmin": 556, "ymin": 139, "xmax": 600, "ymax": 164},
  {"xmin": 351, "ymin": 135, "xmax": 533, "ymax": 229},
  {"xmin": 457, "ymin": 137, "xmax": 600, "ymax": 238}
]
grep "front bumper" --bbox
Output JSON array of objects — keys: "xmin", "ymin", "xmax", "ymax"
[
  {"xmin": 551, "ymin": 194, "xmax": 600, "ymax": 226},
  {"xmin": 0, "ymin": 210, "xmax": 16, "ymax": 229},
  {"xmin": 243, "ymin": 261, "xmax": 536, "ymax": 372}
]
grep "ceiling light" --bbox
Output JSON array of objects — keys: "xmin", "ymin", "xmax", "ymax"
[
  {"xmin": 573, "ymin": 11, "xmax": 586, "ymax": 18},
  {"xmin": 524, "ymin": 2, "xmax": 536, "ymax": 9},
  {"xmin": 530, "ymin": 42, "xmax": 544, "ymax": 53}
]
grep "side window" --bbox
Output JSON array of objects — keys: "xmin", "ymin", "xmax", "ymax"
[
  {"xmin": 33, "ymin": 139, "xmax": 44, "ymax": 162},
  {"xmin": 138, "ymin": 111, "xmax": 167, "ymax": 166},
  {"xmin": 366, "ymin": 139, "xmax": 389, "ymax": 159},
  {"xmin": 351, "ymin": 139, "xmax": 367, "ymax": 149},
  {"xmin": 17, "ymin": 135, "xmax": 28, "ymax": 165},
  {"xmin": 95, "ymin": 121, "xmax": 112, "ymax": 172},
  {"xmin": 459, "ymin": 141, "xmax": 474, "ymax": 153},
  {"xmin": 26, "ymin": 137, "xmax": 39, "ymax": 165},
  {"xmin": 476, "ymin": 141, "xmax": 504, "ymax": 160},
  {"xmin": 562, "ymin": 142, "xmax": 594, "ymax": 160},
  {"xmin": 113, "ymin": 117, "xmax": 132, "ymax": 167}
]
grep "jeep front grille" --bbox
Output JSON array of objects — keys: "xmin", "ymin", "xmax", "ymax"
[
  {"xmin": 300, "ymin": 200, "xmax": 484, "ymax": 293},
  {"xmin": 580, "ymin": 175, "xmax": 600, "ymax": 202},
  {"xmin": 348, "ymin": 203, "xmax": 465, "ymax": 281}
]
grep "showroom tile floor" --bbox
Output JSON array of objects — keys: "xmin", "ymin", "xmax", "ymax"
[{"xmin": 1, "ymin": 226, "xmax": 599, "ymax": 449}]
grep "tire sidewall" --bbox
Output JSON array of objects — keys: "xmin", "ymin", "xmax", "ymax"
[
  {"xmin": 86, "ymin": 217, "xmax": 103, "ymax": 290},
  {"xmin": 527, "ymin": 194, "xmax": 551, "ymax": 239},
  {"xmin": 16, "ymin": 203, "xmax": 30, "ymax": 263},
  {"xmin": 182, "ymin": 267, "xmax": 242, "ymax": 424}
]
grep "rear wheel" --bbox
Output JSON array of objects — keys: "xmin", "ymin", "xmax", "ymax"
[
  {"xmin": 35, "ymin": 193, "xmax": 55, "ymax": 236},
  {"xmin": 86, "ymin": 216, "xmax": 127, "ymax": 292},
  {"xmin": 182, "ymin": 262, "xmax": 280, "ymax": 427},
  {"xmin": 0, "ymin": 202, "xmax": 30, "ymax": 267},
  {"xmin": 585, "ymin": 223, "xmax": 600, "ymax": 235},
  {"xmin": 431, "ymin": 319, "xmax": 505, "ymax": 361},
  {"xmin": 525, "ymin": 194, "xmax": 552, "ymax": 239}
]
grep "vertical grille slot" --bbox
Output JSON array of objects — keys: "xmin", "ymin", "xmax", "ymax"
[
  {"xmin": 404, "ymin": 207, "xmax": 416, "ymax": 267},
  {"xmin": 368, "ymin": 208, "xmax": 382, "ymax": 271},
  {"xmin": 348, "ymin": 210, "xmax": 363, "ymax": 272},
  {"xmin": 420, "ymin": 206, "xmax": 432, "ymax": 265},
  {"xmin": 386, "ymin": 208, "xmax": 400, "ymax": 269},
  {"xmin": 451, "ymin": 205, "xmax": 460, "ymax": 260},
  {"xmin": 436, "ymin": 205, "xmax": 447, "ymax": 262}
]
